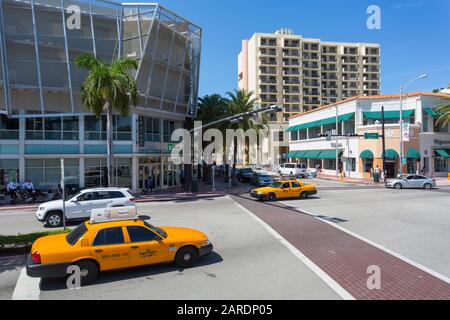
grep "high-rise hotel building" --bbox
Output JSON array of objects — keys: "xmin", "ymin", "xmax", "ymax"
[{"xmin": 238, "ymin": 29, "xmax": 380, "ymax": 161}]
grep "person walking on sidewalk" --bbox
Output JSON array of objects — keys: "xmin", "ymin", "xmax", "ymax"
[
  {"xmin": 179, "ymin": 169, "xmax": 185, "ymax": 189},
  {"xmin": 146, "ymin": 175, "xmax": 154, "ymax": 193}
]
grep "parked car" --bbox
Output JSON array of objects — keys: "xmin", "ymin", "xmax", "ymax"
[
  {"xmin": 35, "ymin": 188, "xmax": 136, "ymax": 228},
  {"xmin": 251, "ymin": 179, "xmax": 317, "ymax": 201},
  {"xmin": 385, "ymin": 175, "xmax": 436, "ymax": 190},
  {"xmin": 27, "ymin": 207, "xmax": 213, "ymax": 285},
  {"xmin": 236, "ymin": 167, "xmax": 254, "ymax": 182},
  {"xmin": 250, "ymin": 172, "xmax": 274, "ymax": 187},
  {"xmin": 278, "ymin": 163, "xmax": 308, "ymax": 178}
]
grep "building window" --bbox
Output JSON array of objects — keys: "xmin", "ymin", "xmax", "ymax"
[
  {"xmin": 145, "ymin": 117, "xmax": 161, "ymax": 142},
  {"xmin": 25, "ymin": 158, "xmax": 79, "ymax": 190},
  {"xmin": 26, "ymin": 116, "xmax": 78, "ymax": 140},
  {"xmin": 422, "ymin": 115, "xmax": 429, "ymax": 132},
  {"xmin": 0, "ymin": 159, "xmax": 19, "ymax": 189},
  {"xmin": 309, "ymin": 126, "xmax": 321, "ymax": 139},
  {"xmin": 291, "ymin": 131, "xmax": 298, "ymax": 141},
  {"xmin": 84, "ymin": 115, "xmax": 131, "ymax": 141},
  {"xmin": 0, "ymin": 115, "xmax": 19, "ymax": 139},
  {"xmin": 434, "ymin": 157, "xmax": 448, "ymax": 173},
  {"xmin": 298, "ymin": 129, "xmax": 307, "ymax": 140},
  {"xmin": 344, "ymin": 117, "xmax": 355, "ymax": 135},
  {"xmin": 163, "ymin": 120, "xmax": 175, "ymax": 142}
]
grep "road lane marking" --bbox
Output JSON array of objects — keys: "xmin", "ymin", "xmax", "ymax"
[
  {"xmin": 297, "ymin": 208, "xmax": 450, "ymax": 285},
  {"xmin": 12, "ymin": 267, "xmax": 40, "ymax": 300},
  {"xmin": 228, "ymin": 196, "xmax": 354, "ymax": 300}
]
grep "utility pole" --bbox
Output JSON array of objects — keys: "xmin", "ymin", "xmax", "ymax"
[{"xmin": 381, "ymin": 106, "xmax": 387, "ymax": 180}]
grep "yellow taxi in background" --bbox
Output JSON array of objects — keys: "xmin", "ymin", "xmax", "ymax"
[
  {"xmin": 26, "ymin": 208, "xmax": 213, "ymax": 285},
  {"xmin": 251, "ymin": 179, "xmax": 317, "ymax": 201}
]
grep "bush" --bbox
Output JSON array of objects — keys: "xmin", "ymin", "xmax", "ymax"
[{"xmin": 0, "ymin": 229, "xmax": 70, "ymax": 250}]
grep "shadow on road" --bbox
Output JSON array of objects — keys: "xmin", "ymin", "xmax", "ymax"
[{"xmin": 39, "ymin": 251, "xmax": 223, "ymax": 291}]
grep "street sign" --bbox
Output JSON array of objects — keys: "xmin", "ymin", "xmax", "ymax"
[
  {"xmin": 138, "ymin": 116, "xmax": 145, "ymax": 147},
  {"xmin": 364, "ymin": 132, "xmax": 379, "ymax": 139}
]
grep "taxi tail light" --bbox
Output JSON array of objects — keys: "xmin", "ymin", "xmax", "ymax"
[{"xmin": 31, "ymin": 251, "xmax": 41, "ymax": 264}]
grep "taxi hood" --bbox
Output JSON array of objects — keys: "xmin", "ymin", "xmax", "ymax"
[
  {"xmin": 159, "ymin": 226, "xmax": 207, "ymax": 242},
  {"xmin": 254, "ymin": 186, "xmax": 278, "ymax": 193}
]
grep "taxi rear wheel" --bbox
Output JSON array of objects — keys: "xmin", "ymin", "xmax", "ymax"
[
  {"xmin": 175, "ymin": 246, "xmax": 199, "ymax": 268},
  {"xmin": 75, "ymin": 260, "xmax": 98, "ymax": 286},
  {"xmin": 299, "ymin": 192, "xmax": 308, "ymax": 199}
]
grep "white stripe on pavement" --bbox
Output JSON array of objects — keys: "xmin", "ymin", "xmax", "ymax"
[
  {"xmin": 297, "ymin": 208, "xmax": 450, "ymax": 285},
  {"xmin": 229, "ymin": 196, "xmax": 355, "ymax": 300},
  {"xmin": 12, "ymin": 267, "xmax": 40, "ymax": 300}
]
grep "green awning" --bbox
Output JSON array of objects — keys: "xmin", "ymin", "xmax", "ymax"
[
  {"xmin": 423, "ymin": 108, "xmax": 441, "ymax": 117},
  {"xmin": 317, "ymin": 150, "xmax": 340, "ymax": 159},
  {"xmin": 287, "ymin": 113, "xmax": 354, "ymax": 132},
  {"xmin": 362, "ymin": 109, "xmax": 415, "ymax": 120},
  {"xmin": 287, "ymin": 151, "xmax": 298, "ymax": 158},
  {"xmin": 360, "ymin": 150, "xmax": 374, "ymax": 159},
  {"xmin": 405, "ymin": 148, "xmax": 421, "ymax": 159},
  {"xmin": 435, "ymin": 149, "xmax": 450, "ymax": 158},
  {"xmin": 304, "ymin": 150, "xmax": 322, "ymax": 158},
  {"xmin": 382, "ymin": 149, "xmax": 399, "ymax": 159}
]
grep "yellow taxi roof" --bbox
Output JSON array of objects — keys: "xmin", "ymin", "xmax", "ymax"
[{"xmin": 85, "ymin": 219, "xmax": 145, "ymax": 231}]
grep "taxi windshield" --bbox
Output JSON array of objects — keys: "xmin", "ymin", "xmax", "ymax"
[
  {"xmin": 144, "ymin": 221, "xmax": 168, "ymax": 238},
  {"xmin": 269, "ymin": 182, "xmax": 283, "ymax": 188}
]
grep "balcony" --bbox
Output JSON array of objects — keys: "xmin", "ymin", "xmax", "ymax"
[
  {"xmin": 283, "ymin": 79, "xmax": 300, "ymax": 85},
  {"xmin": 284, "ymin": 69, "xmax": 300, "ymax": 76}
]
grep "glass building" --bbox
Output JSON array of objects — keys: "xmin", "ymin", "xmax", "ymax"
[{"xmin": 0, "ymin": 0, "xmax": 201, "ymax": 192}]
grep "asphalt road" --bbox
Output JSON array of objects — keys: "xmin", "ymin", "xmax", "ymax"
[{"xmin": 17, "ymin": 196, "xmax": 339, "ymax": 300}]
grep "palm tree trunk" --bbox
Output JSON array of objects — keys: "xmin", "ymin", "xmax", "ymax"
[{"xmin": 106, "ymin": 103, "xmax": 114, "ymax": 187}]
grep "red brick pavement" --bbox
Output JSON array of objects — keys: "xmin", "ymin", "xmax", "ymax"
[{"xmin": 232, "ymin": 195, "xmax": 450, "ymax": 300}]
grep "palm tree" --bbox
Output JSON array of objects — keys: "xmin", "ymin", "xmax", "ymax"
[
  {"xmin": 76, "ymin": 54, "xmax": 138, "ymax": 187},
  {"xmin": 225, "ymin": 89, "xmax": 268, "ymax": 181},
  {"xmin": 435, "ymin": 103, "xmax": 450, "ymax": 128},
  {"xmin": 197, "ymin": 94, "xmax": 228, "ymax": 123}
]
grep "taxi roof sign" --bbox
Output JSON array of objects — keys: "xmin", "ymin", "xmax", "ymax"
[{"xmin": 90, "ymin": 206, "xmax": 138, "ymax": 224}]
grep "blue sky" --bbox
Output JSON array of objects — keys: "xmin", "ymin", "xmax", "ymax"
[{"xmin": 157, "ymin": 0, "xmax": 450, "ymax": 96}]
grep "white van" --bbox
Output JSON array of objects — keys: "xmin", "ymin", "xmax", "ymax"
[{"xmin": 278, "ymin": 163, "xmax": 308, "ymax": 178}]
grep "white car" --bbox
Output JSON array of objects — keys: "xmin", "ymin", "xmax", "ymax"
[
  {"xmin": 36, "ymin": 188, "xmax": 136, "ymax": 228},
  {"xmin": 278, "ymin": 163, "xmax": 308, "ymax": 178}
]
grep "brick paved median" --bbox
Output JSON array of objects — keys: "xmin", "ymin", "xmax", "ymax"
[{"xmin": 232, "ymin": 195, "xmax": 450, "ymax": 300}]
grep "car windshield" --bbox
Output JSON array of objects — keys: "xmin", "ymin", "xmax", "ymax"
[
  {"xmin": 269, "ymin": 182, "xmax": 283, "ymax": 188},
  {"xmin": 144, "ymin": 221, "xmax": 168, "ymax": 238},
  {"xmin": 66, "ymin": 223, "xmax": 88, "ymax": 245},
  {"xmin": 70, "ymin": 191, "xmax": 83, "ymax": 200}
]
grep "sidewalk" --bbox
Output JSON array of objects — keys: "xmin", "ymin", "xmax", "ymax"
[
  {"xmin": 318, "ymin": 174, "xmax": 450, "ymax": 187},
  {"xmin": 0, "ymin": 180, "xmax": 248, "ymax": 212}
]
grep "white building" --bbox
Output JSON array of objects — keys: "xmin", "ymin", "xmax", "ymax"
[{"xmin": 288, "ymin": 92, "xmax": 450, "ymax": 178}]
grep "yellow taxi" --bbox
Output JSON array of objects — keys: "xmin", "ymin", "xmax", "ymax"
[
  {"xmin": 250, "ymin": 179, "xmax": 317, "ymax": 201},
  {"xmin": 26, "ymin": 208, "xmax": 213, "ymax": 285}
]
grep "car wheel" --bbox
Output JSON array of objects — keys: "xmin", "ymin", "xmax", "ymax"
[
  {"xmin": 267, "ymin": 193, "xmax": 276, "ymax": 201},
  {"xmin": 45, "ymin": 211, "xmax": 63, "ymax": 228},
  {"xmin": 175, "ymin": 246, "xmax": 199, "ymax": 268},
  {"xmin": 394, "ymin": 183, "xmax": 402, "ymax": 190},
  {"xmin": 299, "ymin": 192, "xmax": 308, "ymax": 199},
  {"xmin": 423, "ymin": 183, "xmax": 432, "ymax": 190},
  {"xmin": 75, "ymin": 260, "xmax": 99, "ymax": 286}
]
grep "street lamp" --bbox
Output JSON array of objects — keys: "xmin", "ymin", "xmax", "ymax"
[
  {"xmin": 399, "ymin": 74, "xmax": 427, "ymax": 175},
  {"xmin": 321, "ymin": 99, "xmax": 339, "ymax": 177}
]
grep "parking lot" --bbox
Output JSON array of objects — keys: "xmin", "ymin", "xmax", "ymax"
[{"xmin": 2, "ymin": 179, "xmax": 450, "ymax": 299}]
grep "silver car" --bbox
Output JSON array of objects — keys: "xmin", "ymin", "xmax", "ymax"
[{"xmin": 385, "ymin": 174, "xmax": 436, "ymax": 190}]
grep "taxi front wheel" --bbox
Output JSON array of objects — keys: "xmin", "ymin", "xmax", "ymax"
[
  {"xmin": 75, "ymin": 260, "xmax": 99, "ymax": 286},
  {"xmin": 175, "ymin": 246, "xmax": 199, "ymax": 268}
]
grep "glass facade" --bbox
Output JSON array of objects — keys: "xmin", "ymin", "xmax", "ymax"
[
  {"xmin": 0, "ymin": 0, "xmax": 201, "ymax": 117},
  {"xmin": 25, "ymin": 158, "xmax": 79, "ymax": 190}
]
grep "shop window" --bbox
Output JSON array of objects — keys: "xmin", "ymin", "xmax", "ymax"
[
  {"xmin": 84, "ymin": 157, "xmax": 131, "ymax": 188},
  {"xmin": 26, "ymin": 116, "xmax": 78, "ymax": 140},
  {"xmin": 346, "ymin": 158, "xmax": 356, "ymax": 172},
  {"xmin": 324, "ymin": 158, "xmax": 336, "ymax": 170},
  {"xmin": 0, "ymin": 159, "xmax": 20, "ymax": 190},
  {"xmin": 363, "ymin": 159, "xmax": 374, "ymax": 173},
  {"xmin": 25, "ymin": 158, "xmax": 79, "ymax": 190},
  {"xmin": 163, "ymin": 119, "xmax": 175, "ymax": 142},
  {"xmin": 434, "ymin": 157, "xmax": 448, "ymax": 173},
  {"xmin": 84, "ymin": 115, "xmax": 131, "ymax": 141}
]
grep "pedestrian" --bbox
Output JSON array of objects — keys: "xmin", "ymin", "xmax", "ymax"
[
  {"xmin": 22, "ymin": 178, "xmax": 35, "ymax": 191},
  {"xmin": 146, "ymin": 175, "xmax": 154, "ymax": 193},
  {"xmin": 381, "ymin": 170, "xmax": 385, "ymax": 182},
  {"xmin": 179, "ymin": 169, "xmax": 185, "ymax": 188},
  {"xmin": 375, "ymin": 165, "xmax": 380, "ymax": 175},
  {"xmin": 6, "ymin": 179, "xmax": 19, "ymax": 197},
  {"xmin": 421, "ymin": 165, "xmax": 426, "ymax": 175}
]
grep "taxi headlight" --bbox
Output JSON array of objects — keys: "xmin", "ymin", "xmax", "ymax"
[{"xmin": 201, "ymin": 240, "xmax": 211, "ymax": 247}]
